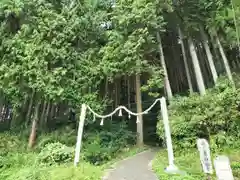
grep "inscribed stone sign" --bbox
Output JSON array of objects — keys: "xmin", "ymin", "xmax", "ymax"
[
  {"xmin": 197, "ymin": 139, "xmax": 213, "ymax": 174},
  {"xmin": 214, "ymin": 156, "xmax": 234, "ymax": 180}
]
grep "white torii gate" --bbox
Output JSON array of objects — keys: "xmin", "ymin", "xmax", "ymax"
[{"xmin": 73, "ymin": 97, "xmax": 179, "ymax": 173}]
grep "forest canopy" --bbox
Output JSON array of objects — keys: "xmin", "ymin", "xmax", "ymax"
[{"xmin": 0, "ymin": 0, "xmax": 239, "ymax": 147}]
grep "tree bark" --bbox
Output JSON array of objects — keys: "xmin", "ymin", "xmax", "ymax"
[
  {"xmin": 135, "ymin": 73, "xmax": 144, "ymax": 147},
  {"xmin": 188, "ymin": 37, "xmax": 206, "ymax": 95},
  {"xmin": 216, "ymin": 35, "xmax": 234, "ymax": 85},
  {"xmin": 236, "ymin": 58, "xmax": 240, "ymax": 68},
  {"xmin": 200, "ymin": 26, "xmax": 218, "ymax": 84},
  {"xmin": 28, "ymin": 100, "xmax": 41, "ymax": 148},
  {"xmin": 127, "ymin": 76, "xmax": 131, "ymax": 109},
  {"xmin": 210, "ymin": 35, "xmax": 223, "ymax": 74},
  {"xmin": 197, "ymin": 43, "xmax": 212, "ymax": 86},
  {"xmin": 0, "ymin": 105, "xmax": 4, "ymax": 122},
  {"xmin": 44, "ymin": 101, "xmax": 50, "ymax": 126},
  {"xmin": 49, "ymin": 104, "xmax": 54, "ymax": 120},
  {"xmin": 231, "ymin": 0, "xmax": 240, "ymax": 54},
  {"xmin": 26, "ymin": 90, "xmax": 35, "ymax": 126},
  {"xmin": 115, "ymin": 81, "xmax": 118, "ymax": 108},
  {"xmin": 156, "ymin": 32, "xmax": 173, "ymax": 99},
  {"xmin": 178, "ymin": 28, "xmax": 193, "ymax": 93},
  {"xmin": 40, "ymin": 100, "xmax": 47, "ymax": 129},
  {"xmin": 232, "ymin": 60, "xmax": 237, "ymax": 69},
  {"xmin": 105, "ymin": 77, "xmax": 108, "ymax": 98}
]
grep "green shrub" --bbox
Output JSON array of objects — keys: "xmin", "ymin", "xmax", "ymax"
[
  {"xmin": 0, "ymin": 152, "xmax": 36, "ymax": 170},
  {"xmin": 42, "ymin": 163, "xmax": 103, "ymax": 180},
  {"xmin": 0, "ymin": 155, "xmax": 5, "ymax": 169},
  {"xmin": 83, "ymin": 121, "xmax": 136, "ymax": 165},
  {"xmin": 37, "ymin": 127, "xmax": 76, "ymax": 149},
  {"xmin": 1, "ymin": 160, "xmax": 103, "ymax": 180},
  {"xmin": 4, "ymin": 166, "xmax": 48, "ymax": 180},
  {"xmin": 157, "ymin": 78, "xmax": 240, "ymax": 149},
  {"xmin": 37, "ymin": 142, "xmax": 74, "ymax": 165},
  {"xmin": 0, "ymin": 133, "xmax": 25, "ymax": 155}
]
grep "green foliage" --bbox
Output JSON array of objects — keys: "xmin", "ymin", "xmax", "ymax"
[
  {"xmin": 0, "ymin": 133, "xmax": 26, "ymax": 156},
  {"xmin": 0, "ymin": 132, "xmax": 146, "ymax": 180},
  {"xmin": 40, "ymin": 163, "xmax": 103, "ymax": 180},
  {"xmin": 141, "ymin": 67, "xmax": 164, "ymax": 97},
  {"xmin": 157, "ymin": 78, "xmax": 240, "ymax": 149},
  {"xmin": 35, "ymin": 120, "xmax": 136, "ymax": 165},
  {"xmin": 99, "ymin": 0, "xmax": 165, "ymax": 78},
  {"xmin": 0, "ymin": 152, "xmax": 36, "ymax": 171},
  {"xmin": 83, "ymin": 121, "xmax": 136, "ymax": 165},
  {"xmin": 37, "ymin": 142, "xmax": 74, "ymax": 165},
  {"xmin": 232, "ymin": 161, "xmax": 240, "ymax": 177},
  {"xmin": 0, "ymin": 0, "xmax": 165, "ymax": 133},
  {"xmin": 172, "ymin": 0, "xmax": 240, "ymax": 49},
  {"xmin": 0, "ymin": 0, "xmax": 107, "ymax": 112},
  {"xmin": 4, "ymin": 167, "xmax": 47, "ymax": 180},
  {"xmin": 153, "ymin": 148, "xmax": 240, "ymax": 180},
  {"xmin": 2, "ymin": 161, "xmax": 103, "ymax": 180},
  {"xmin": 37, "ymin": 127, "xmax": 77, "ymax": 148},
  {"xmin": 153, "ymin": 149, "xmax": 204, "ymax": 180},
  {"xmin": 0, "ymin": 133, "xmax": 103, "ymax": 180},
  {"xmin": 0, "ymin": 0, "xmax": 165, "ymax": 111}
]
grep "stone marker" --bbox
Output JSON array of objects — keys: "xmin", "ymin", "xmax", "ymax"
[
  {"xmin": 214, "ymin": 156, "xmax": 234, "ymax": 180},
  {"xmin": 197, "ymin": 139, "xmax": 213, "ymax": 174}
]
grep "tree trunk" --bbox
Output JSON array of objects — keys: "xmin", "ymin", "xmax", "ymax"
[
  {"xmin": 232, "ymin": 60, "xmax": 237, "ymax": 69},
  {"xmin": 156, "ymin": 32, "xmax": 173, "ymax": 99},
  {"xmin": 135, "ymin": 73, "xmax": 144, "ymax": 147},
  {"xmin": 49, "ymin": 104, "xmax": 54, "ymax": 120},
  {"xmin": 1, "ymin": 105, "xmax": 6, "ymax": 121},
  {"xmin": 28, "ymin": 100, "xmax": 41, "ymax": 148},
  {"xmin": 231, "ymin": 0, "xmax": 240, "ymax": 54},
  {"xmin": 44, "ymin": 101, "xmax": 50, "ymax": 126},
  {"xmin": 197, "ymin": 43, "xmax": 212, "ymax": 86},
  {"xmin": 40, "ymin": 100, "xmax": 47, "ymax": 129},
  {"xmin": 188, "ymin": 37, "xmax": 206, "ymax": 95},
  {"xmin": 178, "ymin": 28, "xmax": 193, "ymax": 93},
  {"xmin": 236, "ymin": 58, "xmax": 240, "ymax": 68},
  {"xmin": 210, "ymin": 35, "xmax": 223, "ymax": 74},
  {"xmin": 26, "ymin": 90, "xmax": 35, "ymax": 126},
  {"xmin": 105, "ymin": 80, "xmax": 108, "ymax": 97},
  {"xmin": 200, "ymin": 26, "xmax": 218, "ymax": 84},
  {"xmin": 115, "ymin": 81, "xmax": 118, "ymax": 108},
  {"xmin": 216, "ymin": 35, "xmax": 234, "ymax": 85},
  {"xmin": 127, "ymin": 76, "xmax": 131, "ymax": 109},
  {"xmin": 55, "ymin": 105, "xmax": 59, "ymax": 118},
  {"xmin": 0, "ymin": 105, "xmax": 4, "ymax": 122}
]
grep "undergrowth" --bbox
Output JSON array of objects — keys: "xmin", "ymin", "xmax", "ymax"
[
  {"xmin": 157, "ymin": 77, "xmax": 240, "ymax": 149},
  {"xmin": 0, "ymin": 121, "xmax": 139, "ymax": 180},
  {"xmin": 0, "ymin": 133, "xmax": 103, "ymax": 180},
  {"xmin": 154, "ymin": 77, "xmax": 240, "ymax": 179},
  {"xmin": 153, "ymin": 147, "xmax": 240, "ymax": 180}
]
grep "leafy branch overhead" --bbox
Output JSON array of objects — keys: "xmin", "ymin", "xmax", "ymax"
[{"xmin": 0, "ymin": 0, "xmax": 239, "ymax": 150}]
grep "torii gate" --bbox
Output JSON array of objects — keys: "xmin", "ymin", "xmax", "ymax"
[{"xmin": 73, "ymin": 97, "xmax": 179, "ymax": 173}]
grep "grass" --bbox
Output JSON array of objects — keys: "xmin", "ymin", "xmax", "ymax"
[
  {"xmin": 153, "ymin": 147, "xmax": 240, "ymax": 180},
  {"xmin": 0, "ymin": 147, "xmax": 103, "ymax": 180},
  {"xmin": 0, "ymin": 147, "xmax": 148, "ymax": 180},
  {"xmin": 0, "ymin": 132, "xmax": 148, "ymax": 180},
  {"xmin": 1, "ymin": 161, "xmax": 104, "ymax": 180}
]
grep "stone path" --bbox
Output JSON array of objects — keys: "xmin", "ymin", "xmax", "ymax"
[{"xmin": 103, "ymin": 149, "xmax": 159, "ymax": 180}]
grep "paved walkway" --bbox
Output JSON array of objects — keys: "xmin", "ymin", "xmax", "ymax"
[{"xmin": 103, "ymin": 149, "xmax": 159, "ymax": 180}]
